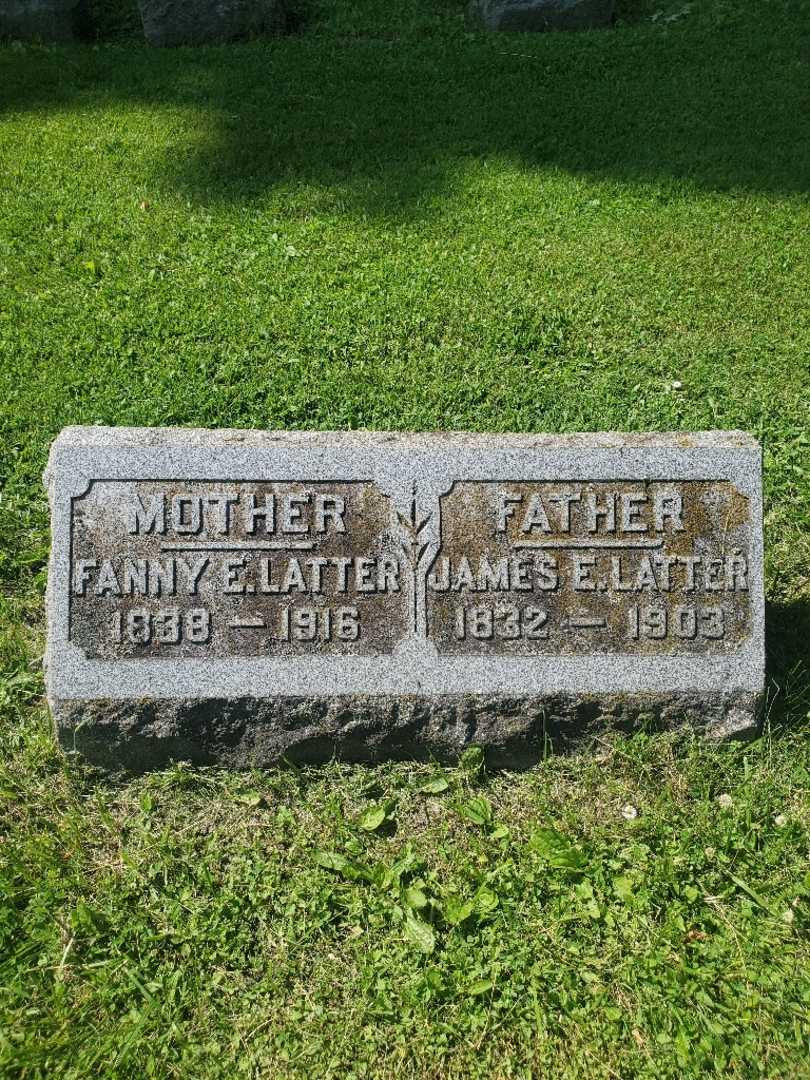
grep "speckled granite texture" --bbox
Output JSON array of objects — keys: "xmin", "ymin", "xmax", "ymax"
[{"xmin": 45, "ymin": 428, "xmax": 764, "ymax": 772}]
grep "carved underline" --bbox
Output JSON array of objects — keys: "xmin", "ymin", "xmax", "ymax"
[
  {"xmin": 513, "ymin": 539, "xmax": 665, "ymax": 550},
  {"xmin": 161, "ymin": 541, "xmax": 316, "ymax": 552}
]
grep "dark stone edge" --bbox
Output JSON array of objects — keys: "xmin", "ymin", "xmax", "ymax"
[
  {"xmin": 470, "ymin": 0, "xmax": 616, "ymax": 33},
  {"xmin": 52, "ymin": 692, "xmax": 762, "ymax": 775}
]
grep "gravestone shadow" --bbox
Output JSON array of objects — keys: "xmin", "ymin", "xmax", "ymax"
[{"xmin": 765, "ymin": 599, "xmax": 810, "ymax": 736}]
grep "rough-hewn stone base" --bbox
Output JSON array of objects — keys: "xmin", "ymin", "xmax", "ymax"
[
  {"xmin": 53, "ymin": 692, "xmax": 761, "ymax": 774},
  {"xmin": 471, "ymin": 0, "xmax": 614, "ymax": 32}
]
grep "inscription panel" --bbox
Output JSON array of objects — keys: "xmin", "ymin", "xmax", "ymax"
[
  {"xmin": 70, "ymin": 480, "xmax": 408, "ymax": 659},
  {"xmin": 427, "ymin": 481, "xmax": 752, "ymax": 655}
]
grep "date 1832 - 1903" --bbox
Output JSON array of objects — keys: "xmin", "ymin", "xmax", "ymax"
[{"xmin": 450, "ymin": 603, "xmax": 726, "ymax": 642}]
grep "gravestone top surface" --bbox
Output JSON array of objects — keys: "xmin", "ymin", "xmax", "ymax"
[
  {"xmin": 45, "ymin": 427, "xmax": 764, "ymax": 771},
  {"xmin": 50, "ymin": 426, "xmax": 757, "ymax": 450}
]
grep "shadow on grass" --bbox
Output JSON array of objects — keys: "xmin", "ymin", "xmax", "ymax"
[
  {"xmin": 765, "ymin": 600, "xmax": 810, "ymax": 736},
  {"xmin": 1, "ymin": 1, "xmax": 809, "ymax": 214}
]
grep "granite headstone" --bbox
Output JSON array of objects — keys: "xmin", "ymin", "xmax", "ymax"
[
  {"xmin": 45, "ymin": 427, "xmax": 764, "ymax": 770},
  {"xmin": 136, "ymin": 0, "xmax": 284, "ymax": 46}
]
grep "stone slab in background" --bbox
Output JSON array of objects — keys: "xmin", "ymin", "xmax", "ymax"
[
  {"xmin": 45, "ymin": 428, "xmax": 764, "ymax": 772},
  {"xmin": 0, "ymin": 0, "xmax": 85, "ymax": 40},
  {"xmin": 136, "ymin": 0, "xmax": 284, "ymax": 46},
  {"xmin": 472, "ymin": 0, "xmax": 614, "ymax": 32}
]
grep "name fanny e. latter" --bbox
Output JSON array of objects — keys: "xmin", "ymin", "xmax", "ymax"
[{"xmin": 45, "ymin": 428, "xmax": 765, "ymax": 770}]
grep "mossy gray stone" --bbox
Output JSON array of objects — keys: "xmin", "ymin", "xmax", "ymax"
[
  {"xmin": 53, "ymin": 691, "xmax": 762, "ymax": 776},
  {"xmin": 136, "ymin": 0, "xmax": 284, "ymax": 46},
  {"xmin": 472, "ymin": 0, "xmax": 614, "ymax": 32},
  {"xmin": 44, "ymin": 427, "xmax": 764, "ymax": 772}
]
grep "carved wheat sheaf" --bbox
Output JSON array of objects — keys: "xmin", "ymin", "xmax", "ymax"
[{"xmin": 397, "ymin": 482, "xmax": 433, "ymax": 633}]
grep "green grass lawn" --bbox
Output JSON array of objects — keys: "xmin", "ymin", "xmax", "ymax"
[{"xmin": 1, "ymin": 0, "xmax": 809, "ymax": 1074}]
